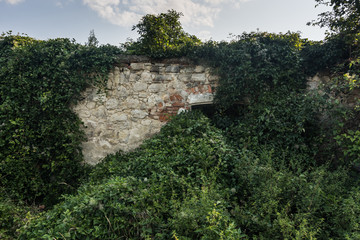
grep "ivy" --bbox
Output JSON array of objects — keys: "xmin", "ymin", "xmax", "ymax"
[{"xmin": 0, "ymin": 33, "xmax": 122, "ymax": 206}]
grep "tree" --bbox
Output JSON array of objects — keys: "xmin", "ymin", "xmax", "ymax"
[
  {"xmin": 87, "ymin": 29, "xmax": 99, "ymax": 47},
  {"xmin": 128, "ymin": 10, "xmax": 201, "ymax": 57},
  {"xmin": 312, "ymin": 0, "xmax": 360, "ymax": 33},
  {"xmin": 310, "ymin": 0, "xmax": 360, "ymax": 55}
]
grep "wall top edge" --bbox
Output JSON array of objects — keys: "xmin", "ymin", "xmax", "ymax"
[{"xmin": 114, "ymin": 55, "xmax": 195, "ymax": 65}]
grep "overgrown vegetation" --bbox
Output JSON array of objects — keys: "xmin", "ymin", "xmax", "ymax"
[
  {"xmin": 1, "ymin": 2, "xmax": 360, "ymax": 239},
  {"xmin": 123, "ymin": 10, "xmax": 201, "ymax": 58},
  {"xmin": 0, "ymin": 32, "xmax": 122, "ymax": 207}
]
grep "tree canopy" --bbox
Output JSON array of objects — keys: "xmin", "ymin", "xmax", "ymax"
[
  {"xmin": 125, "ymin": 10, "xmax": 201, "ymax": 57},
  {"xmin": 311, "ymin": 0, "xmax": 360, "ymax": 56}
]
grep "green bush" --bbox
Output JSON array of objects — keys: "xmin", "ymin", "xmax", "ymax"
[
  {"xmin": 0, "ymin": 33, "xmax": 121, "ymax": 205},
  {"xmin": 191, "ymin": 32, "xmax": 307, "ymax": 111},
  {"xmin": 123, "ymin": 10, "xmax": 201, "ymax": 58},
  {"xmin": 4, "ymin": 12, "xmax": 360, "ymax": 238},
  {"xmin": 19, "ymin": 111, "xmax": 360, "ymax": 239},
  {"xmin": 19, "ymin": 112, "xmax": 247, "ymax": 239},
  {"xmin": 0, "ymin": 198, "xmax": 33, "ymax": 239}
]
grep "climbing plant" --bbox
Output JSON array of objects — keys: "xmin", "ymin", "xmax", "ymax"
[{"xmin": 0, "ymin": 33, "xmax": 122, "ymax": 206}]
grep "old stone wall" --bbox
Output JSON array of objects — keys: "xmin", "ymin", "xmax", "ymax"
[
  {"xmin": 308, "ymin": 72, "xmax": 360, "ymax": 107},
  {"xmin": 73, "ymin": 57, "xmax": 218, "ymax": 165}
]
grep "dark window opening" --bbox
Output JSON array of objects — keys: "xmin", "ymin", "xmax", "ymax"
[{"xmin": 191, "ymin": 104, "xmax": 216, "ymax": 118}]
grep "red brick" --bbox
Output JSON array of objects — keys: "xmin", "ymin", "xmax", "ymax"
[
  {"xmin": 170, "ymin": 95, "xmax": 176, "ymax": 101},
  {"xmin": 159, "ymin": 114, "xmax": 176, "ymax": 122},
  {"xmin": 199, "ymin": 85, "xmax": 204, "ymax": 93},
  {"xmin": 172, "ymin": 102, "xmax": 185, "ymax": 107},
  {"xmin": 174, "ymin": 94, "xmax": 183, "ymax": 100}
]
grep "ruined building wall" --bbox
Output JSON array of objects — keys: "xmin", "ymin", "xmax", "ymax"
[{"xmin": 73, "ymin": 57, "xmax": 218, "ymax": 165}]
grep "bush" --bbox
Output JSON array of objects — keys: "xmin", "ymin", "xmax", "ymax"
[
  {"xmin": 19, "ymin": 110, "xmax": 360, "ymax": 239},
  {"xmin": 19, "ymin": 112, "xmax": 247, "ymax": 239},
  {"xmin": 0, "ymin": 33, "xmax": 121, "ymax": 205}
]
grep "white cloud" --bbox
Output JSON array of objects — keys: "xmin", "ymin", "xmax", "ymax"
[
  {"xmin": 198, "ymin": 31, "xmax": 212, "ymax": 41},
  {"xmin": 55, "ymin": 0, "xmax": 74, "ymax": 8},
  {"xmin": 0, "ymin": 0, "xmax": 24, "ymax": 4},
  {"xmin": 83, "ymin": 0, "xmax": 248, "ymax": 28}
]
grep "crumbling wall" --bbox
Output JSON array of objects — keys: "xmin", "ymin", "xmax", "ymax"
[{"xmin": 73, "ymin": 57, "xmax": 218, "ymax": 165}]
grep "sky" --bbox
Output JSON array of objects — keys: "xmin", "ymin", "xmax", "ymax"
[{"xmin": 0, "ymin": 0, "xmax": 332, "ymax": 46}]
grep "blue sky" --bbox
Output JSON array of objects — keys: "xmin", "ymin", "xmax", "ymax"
[{"xmin": 0, "ymin": 0, "xmax": 331, "ymax": 46}]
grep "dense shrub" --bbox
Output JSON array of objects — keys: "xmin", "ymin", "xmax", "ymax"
[
  {"xmin": 18, "ymin": 111, "xmax": 360, "ymax": 239},
  {"xmin": 0, "ymin": 197, "xmax": 36, "ymax": 239},
  {"xmin": 3, "ymin": 9, "xmax": 360, "ymax": 238},
  {"xmin": 190, "ymin": 32, "xmax": 307, "ymax": 111},
  {"xmin": 122, "ymin": 10, "xmax": 201, "ymax": 58},
  {"xmin": 0, "ymin": 33, "xmax": 122, "ymax": 205},
  {"xmin": 19, "ymin": 112, "xmax": 246, "ymax": 239},
  {"xmin": 300, "ymin": 35, "xmax": 349, "ymax": 75}
]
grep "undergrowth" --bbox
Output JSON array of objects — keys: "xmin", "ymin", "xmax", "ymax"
[
  {"xmin": 1, "ymin": 15, "xmax": 360, "ymax": 239},
  {"xmin": 18, "ymin": 111, "xmax": 360, "ymax": 239}
]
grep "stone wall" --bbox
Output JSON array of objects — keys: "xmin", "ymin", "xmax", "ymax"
[
  {"xmin": 308, "ymin": 71, "xmax": 360, "ymax": 107},
  {"xmin": 73, "ymin": 57, "xmax": 218, "ymax": 165}
]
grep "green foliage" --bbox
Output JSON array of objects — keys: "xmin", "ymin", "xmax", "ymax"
[
  {"xmin": 0, "ymin": 197, "xmax": 36, "ymax": 239},
  {"xmin": 300, "ymin": 36, "xmax": 349, "ymax": 75},
  {"xmin": 221, "ymin": 90, "xmax": 322, "ymax": 158},
  {"xmin": 124, "ymin": 10, "xmax": 201, "ymax": 58},
  {"xmin": 310, "ymin": 0, "xmax": 360, "ymax": 57},
  {"xmin": 0, "ymin": 33, "xmax": 122, "ymax": 205},
  {"xmin": 19, "ymin": 112, "xmax": 247, "ymax": 239},
  {"xmin": 19, "ymin": 111, "xmax": 360, "ymax": 239},
  {"xmin": 4, "ymin": 6, "xmax": 360, "ymax": 238},
  {"xmin": 335, "ymin": 126, "xmax": 360, "ymax": 166},
  {"xmin": 86, "ymin": 29, "xmax": 99, "ymax": 47},
  {"xmin": 192, "ymin": 32, "xmax": 307, "ymax": 110}
]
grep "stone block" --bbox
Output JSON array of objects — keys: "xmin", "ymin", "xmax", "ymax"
[
  {"xmin": 133, "ymin": 82, "xmax": 148, "ymax": 92},
  {"xmin": 119, "ymin": 72, "xmax": 128, "ymax": 84},
  {"xmin": 99, "ymin": 140, "xmax": 112, "ymax": 149},
  {"xmin": 78, "ymin": 111, "xmax": 90, "ymax": 119},
  {"xmin": 109, "ymin": 113, "xmax": 128, "ymax": 122},
  {"xmin": 188, "ymin": 93, "xmax": 214, "ymax": 105},
  {"xmin": 86, "ymin": 102, "xmax": 96, "ymax": 110},
  {"xmin": 150, "ymin": 65, "xmax": 160, "ymax": 72},
  {"xmin": 140, "ymin": 71, "xmax": 153, "ymax": 82},
  {"xmin": 165, "ymin": 65, "xmax": 180, "ymax": 73},
  {"xmin": 93, "ymin": 93, "xmax": 106, "ymax": 103},
  {"xmin": 123, "ymin": 68, "xmax": 131, "ymax": 78},
  {"xmin": 149, "ymin": 84, "xmax": 165, "ymax": 93},
  {"xmin": 194, "ymin": 65, "xmax": 205, "ymax": 73},
  {"xmin": 93, "ymin": 106, "xmax": 106, "ymax": 118},
  {"xmin": 84, "ymin": 120, "xmax": 98, "ymax": 129},
  {"xmin": 131, "ymin": 109, "xmax": 148, "ymax": 119},
  {"xmin": 130, "ymin": 63, "xmax": 145, "ymax": 70},
  {"xmin": 178, "ymin": 74, "xmax": 191, "ymax": 82},
  {"xmin": 117, "ymin": 130, "xmax": 130, "ymax": 142},
  {"xmin": 118, "ymin": 86, "xmax": 128, "ymax": 98},
  {"xmin": 139, "ymin": 92, "xmax": 148, "ymax": 98},
  {"xmin": 191, "ymin": 73, "xmax": 206, "ymax": 82},
  {"xmin": 141, "ymin": 119, "xmax": 152, "ymax": 126},
  {"xmin": 126, "ymin": 98, "xmax": 140, "ymax": 109},
  {"xmin": 105, "ymin": 98, "xmax": 119, "ymax": 110},
  {"xmin": 148, "ymin": 95, "xmax": 163, "ymax": 105},
  {"xmin": 129, "ymin": 73, "xmax": 140, "ymax": 82},
  {"xmin": 154, "ymin": 75, "xmax": 173, "ymax": 82}
]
